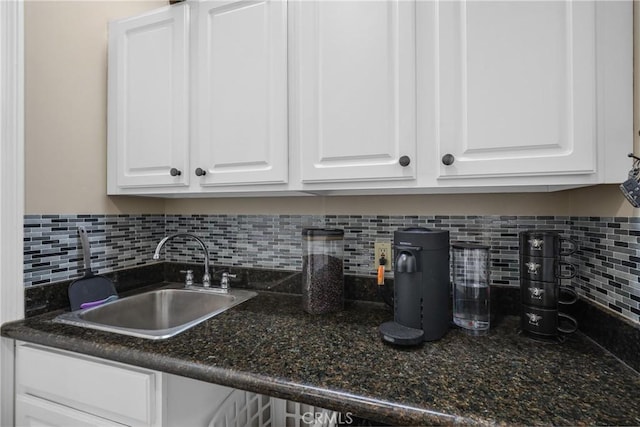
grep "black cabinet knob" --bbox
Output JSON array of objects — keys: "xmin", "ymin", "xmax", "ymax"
[
  {"xmin": 399, "ymin": 156, "xmax": 411, "ymax": 167},
  {"xmin": 195, "ymin": 168, "xmax": 207, "ymax": 176},
  {"xmin": 442, "ymin": 154, "xmax": 455, "ymax": 166},
  {"xmin": 169, "ymin": 168, "xmax": 182, "ymax": 177}
]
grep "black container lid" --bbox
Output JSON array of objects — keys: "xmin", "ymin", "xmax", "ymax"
[
  {"xmin": 302, "ymin": 228, "xmax": 344, "ymax": 238},
  {"xmin": 452, "ymin": 241, "xmax": 490, "ymax": 250},
  {"xmin": 519, "ymin": 229, "xmax": 561, "ymax": 236},
  {"xmin": 400, "ymin": 227, "xmax": 436, "ymax": 234}
]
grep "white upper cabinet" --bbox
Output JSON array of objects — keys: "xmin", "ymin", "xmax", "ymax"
[
  {"xmin": 107, "ymin": 0, "xmax": 631, "ymax": 196},
  {"xmin": 434, "ymin": 1, "xmax": 598, "ymax": 179},
  {"xmin": 108, "ymin": 0, "xmax": 288, "ymax": 195},
  {"xmin": 193, "ymin": 0, "xmax": 288, "ymax": 186},
  {"xmin": 292, "ymin": 0, "xmax": 417, "ymax": 183},
  {"xmin": 107, "ymin": 4, "xmax": 190, "ymax": 191}
]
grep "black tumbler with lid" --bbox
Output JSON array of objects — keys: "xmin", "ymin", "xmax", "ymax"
[{"xmin": 301, "ymin": 228, "xmax": 344, "ymax": 314}]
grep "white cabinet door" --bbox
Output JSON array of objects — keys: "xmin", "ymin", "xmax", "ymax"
[
  {"xmin": 193, "ymin": 0, "xmax": 288, "ymax": 186},
  {"xmin": 107, "ymin": 4, "xmax": 190, "ymax": 191},
  {"xmin": 16, "ymin": 344, "xmax": 160, "ymax": 427},
  {"xmin": 436, "ymin": 1, "xmax": 597, "ymax": 179},
  {"xmin": 293, "ymin": 0, "xmax": 416, "ymax": 183}
]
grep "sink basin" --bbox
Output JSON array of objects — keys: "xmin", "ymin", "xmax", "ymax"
[{"xmin": 55, "ymin": 287, "xmax": 257, "ymax": 340}]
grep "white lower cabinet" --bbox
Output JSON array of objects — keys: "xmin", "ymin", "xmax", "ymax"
[
  {"xmin": 14, "ymin": 343, "xmax": 336, "ymax": 427},
  {"xmin": 14, "ymin": 343, "xmax": 240, "ymax": 427},
  {"xmin": 16, "ymin": 343, "xmax": 164, "ymax": 426},
  {"xmin": 15, "ymin": 343, "xmax": 238, "ymax": 427}
]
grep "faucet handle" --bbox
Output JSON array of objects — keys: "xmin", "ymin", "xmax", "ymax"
[
  {"xmin": 202, "ymin": 270, "xmax": 211, "ymax": 288},
  {"xmin": 180, "ymin": 270, "xmax": 194, "ymax": 286},
  {"xmin": 220, "ymin": 272, "xmax": 236, "ymax": 290}
]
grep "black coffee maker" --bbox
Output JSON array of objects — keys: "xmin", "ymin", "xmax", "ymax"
[{"xmin": 379, "ymin": 227, "xmax": 450, "ymax": 345}]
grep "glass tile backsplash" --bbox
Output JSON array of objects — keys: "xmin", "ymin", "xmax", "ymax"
[
  {"xmin": 24, "ymin": 214, "xmax": 165, "ymax": 286},
  {"xmin": 23, "ymin": 214, "xmax": 640, "ymax": 325}
]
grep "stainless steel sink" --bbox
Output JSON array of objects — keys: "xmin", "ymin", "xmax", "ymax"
[{"xmin": 55, "ymin": 287, "xmax": 257, "ymax": 340}]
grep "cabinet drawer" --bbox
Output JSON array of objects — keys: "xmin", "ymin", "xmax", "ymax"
[
  {"xmin": 16, "ymin": 394, "xmax": 125, "ymax": 427},
  {"xmin": 16, "ymin": 344, "xmax": 158, "ymax": 426}
]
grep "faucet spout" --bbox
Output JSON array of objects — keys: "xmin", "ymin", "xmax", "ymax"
[{"xmin": 153, "ymin": 233, "xmax": 211, "ymax": 287}]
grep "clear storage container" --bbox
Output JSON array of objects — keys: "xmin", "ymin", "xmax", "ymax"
[
  {"xmin": 452, "ymin": 242, "xmax": 491, "ymax": 336},
  {"xmin": 301, "ymin": 228, "xmax": 344, "ymax": 314}
]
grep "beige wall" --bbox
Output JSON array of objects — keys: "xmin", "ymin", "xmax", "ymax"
[
  {"xmin": 25, "ymin": 0, "xmax": 165, "ymax": 214},
  {"xmin": 161, "ymin": 186, "xmax": 634, "ymax": 217},
  {"xmin": 24, "ymin": 1, "xmax": 640, "ymax": 217},
  {"xmin": 163, "ymin": 193, "xmax": 572, "ymax": 216}
]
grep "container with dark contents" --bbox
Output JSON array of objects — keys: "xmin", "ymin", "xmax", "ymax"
[{"xmin": 302, "ymin": 228, "xmax": 344, "ymax": 314}]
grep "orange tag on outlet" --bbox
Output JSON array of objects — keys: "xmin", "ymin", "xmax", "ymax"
[{"xmin": 377, "ymin": 265, "xmax": 385, "ymax": 285}]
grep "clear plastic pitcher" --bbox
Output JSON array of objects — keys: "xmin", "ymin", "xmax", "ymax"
[{"xmin": 452, "ymin": 242, "xmax": 491, "ymax": 335}]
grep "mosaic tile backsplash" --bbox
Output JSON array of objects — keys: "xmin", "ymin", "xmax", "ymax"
[
  {"xmin": 24, "ymin": 214, "xmax": 640, "ymax": 325},
  {"xmin": 24, "ymin": 215, "xmax": 165, "ymax": 286}
]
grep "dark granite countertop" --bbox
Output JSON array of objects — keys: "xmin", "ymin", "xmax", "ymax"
[{"xmin": 3, "ymin": 289, "xmax": 640, "ymax": 426}]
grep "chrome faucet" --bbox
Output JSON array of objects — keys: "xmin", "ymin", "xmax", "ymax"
[{"xmin": 153, "ymin": 233, "xmax": 211, "ymax": 288}]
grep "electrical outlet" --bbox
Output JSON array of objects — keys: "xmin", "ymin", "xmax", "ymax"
[{"xmin": 374, "ymin": 242, "xmax": 392, "ymax": 271}]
